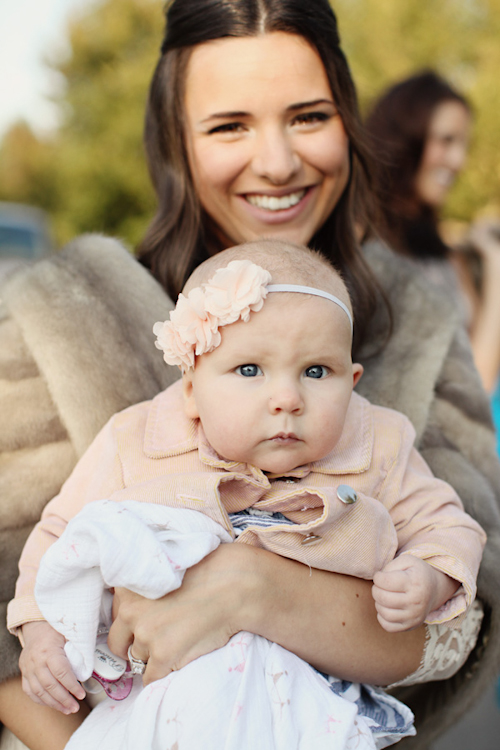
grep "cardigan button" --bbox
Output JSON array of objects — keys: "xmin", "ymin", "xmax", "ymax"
[
  {"xmin": 337, "ymin": 485, "xmax": 358, "ymax": 504},
  {"xmin": 301, "ymin": 533, "xmax": 322, "ymax": 546}
]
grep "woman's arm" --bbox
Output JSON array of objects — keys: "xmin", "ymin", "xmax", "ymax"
[{"xmin": 108, "ymin": 542, "xmax": 425, "ymax": 687}]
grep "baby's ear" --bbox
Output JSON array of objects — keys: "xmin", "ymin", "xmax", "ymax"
[
  {"xmin": 352, "ymin": 363, "xmax": 363, "ymax": 389},
  {"xmin": 182, "ymin": 371, "xmax": 200, "ymax": 419}
]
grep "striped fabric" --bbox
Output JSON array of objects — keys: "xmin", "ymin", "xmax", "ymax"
[{"xmin": 8, "ymin": 380, "xmax": 486, "ymax": 633}]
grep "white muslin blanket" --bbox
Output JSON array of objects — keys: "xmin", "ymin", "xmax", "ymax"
[{"xmin": 35, "ymin": 500, "xmax": 414, "ymax": 749}]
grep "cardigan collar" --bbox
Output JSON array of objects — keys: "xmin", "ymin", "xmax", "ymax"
[{"xmin": 143, "ymin": 379, "xmax": 374, "ymax": 476}]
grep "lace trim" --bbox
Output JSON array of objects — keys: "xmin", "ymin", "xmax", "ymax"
[{"xmin": 389, "ymin": 599, "xmax": 484, "ymax": 688}]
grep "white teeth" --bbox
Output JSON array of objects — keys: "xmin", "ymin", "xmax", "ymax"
[{"xmin": 246, "ymin": 190, "xmax": 306, "ymax": 211}]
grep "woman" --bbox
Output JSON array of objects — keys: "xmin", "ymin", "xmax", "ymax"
[
  {"xmin": 0, "ymin": 2, "xmax": 499, "ymax": 749},
  {"xmin": 366, "ymin": 70, "xmax": 500, "ymax": 393}
]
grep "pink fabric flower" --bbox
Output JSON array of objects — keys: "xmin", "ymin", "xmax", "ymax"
[
  {"xmin": 172, "ymin": 288, "xmax": 220, "ymax": 355},
  {"xmin": 204, "ymin": 260, "xmax": 271, "ymax": 324},
  {"xmin": 153, "ymin": 260, "xmax": 271, "ymax": 371},
  {"xmin": 153, "ymin": 319, "xmax": 195, "ymax": 371}
]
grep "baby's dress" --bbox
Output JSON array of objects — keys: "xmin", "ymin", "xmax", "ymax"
[{"xmin": 35, "ymin": 500, "xmax": 416, "ymax": 750}]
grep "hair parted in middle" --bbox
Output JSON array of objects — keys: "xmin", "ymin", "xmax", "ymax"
[{"xmin": 137, "ymin": 0, "xmax": 384, "ymax": 353}]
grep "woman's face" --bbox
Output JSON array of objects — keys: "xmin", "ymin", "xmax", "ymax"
[
  {"xmin": 184, "ymin": 32, "xmax": 350, "ymax": 249},
  {"xmin": 414, "ymin": 100, "xmax": 471, "ymax": 209}
]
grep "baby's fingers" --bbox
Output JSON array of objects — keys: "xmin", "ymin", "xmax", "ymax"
[
  {"xmin": 373, "ymin": 569, "xmax": 410, "ymax": 594},
  {"xmin": 375, "ymin": 611, "xmax": 411, "ymax": 633},
  {"xmin": 47, "ymin": 653, "xmax": 86, "ymax": 701},
  {"xmin": 22, "ymin": 668, "xmax": 80, "ymax": 715}
]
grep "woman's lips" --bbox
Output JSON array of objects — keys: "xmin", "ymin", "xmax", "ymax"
[
  {"xmin": 245, "ymin": 189, "xmax": 306, "ymax": 211},
  {"xmin": 238, "ymin": 187, "xmax": 314, "ymax": 224}
]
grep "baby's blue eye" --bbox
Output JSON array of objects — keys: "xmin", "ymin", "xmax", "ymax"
[
  {"xmin": 236, "ymin": 364, "xmax": 262, "ymax": 377},
  {"xmin": 305, "ymin": 365, "xmax": 328, "ymax": 379}
]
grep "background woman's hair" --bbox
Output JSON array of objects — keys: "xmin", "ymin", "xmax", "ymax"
[
  {"xmin": 137, "ymin": 0, "xmax": 384, "ymax": 352},
  {"xmin": 365, "ymin": 70, "xmax": 470, "ymax": 258}
]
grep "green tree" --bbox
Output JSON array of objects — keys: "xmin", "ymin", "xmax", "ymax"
[
  {"xmin": 0, "ymin": 0, "xmax": 498, "ymax": 247},
  {"xmin": 334, "ymin": 0, "xmax": 500, "ymax": 219},
  {"xmin": 0, "ymin": 0, "xmax": 163, "ymax": 247}
]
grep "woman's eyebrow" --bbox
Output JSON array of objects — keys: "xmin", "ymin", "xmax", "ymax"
[
  {"xmin": 200, "ymin": 99, "xmax": 335, "ymax": 123},
  {"xmin": 287, "ymin": 98, "xmax": 335, "ymax": 111},
  {"xmin": 201, "ymin": 110, "xmax": 248, "ymax": 123}
]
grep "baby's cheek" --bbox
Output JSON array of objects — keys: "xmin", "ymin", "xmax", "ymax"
[{"xmin": 315, "ymin": 413, "xmax": 345, "ymax": 454}]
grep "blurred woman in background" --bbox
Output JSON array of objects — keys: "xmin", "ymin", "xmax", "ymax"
[{"xmin": 366, "ymin": 70, "xmax": 500, "ymax": 393}]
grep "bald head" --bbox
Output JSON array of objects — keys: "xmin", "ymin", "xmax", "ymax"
[{"xmin": 183, "ymin": 239, "xmax": 353, "ymax": 318}]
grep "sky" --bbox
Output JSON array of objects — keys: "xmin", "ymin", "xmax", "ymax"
[{"xmin": 0, "ymin": 0, "xmax": 98, "ymax": 140}]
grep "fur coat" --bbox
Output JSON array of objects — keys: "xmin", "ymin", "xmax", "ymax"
[{"xmin": 1, "ymin": 234, "xmax": 499, "ymax": 750}]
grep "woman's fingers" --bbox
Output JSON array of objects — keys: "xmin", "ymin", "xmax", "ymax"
[
  {"xmin": 109, "ymin": 551, "xmax": 241, "ymax": 685},
  {"xmin": 108, "ymin": 587, "xmax": 138, "ymax": 659}
]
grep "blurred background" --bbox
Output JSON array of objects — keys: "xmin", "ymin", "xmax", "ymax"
[
  {"xmin": 0, "ymin": 1, "xmax": 499, "ymax": 745},
  {"xmin": 1, "ymin": 0, "xmax": 499, "ymax": 255}
]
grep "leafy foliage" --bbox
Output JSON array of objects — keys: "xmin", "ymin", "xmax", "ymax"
[
  {"xmin": 0, "ymin": 0, "xmax": 163, "ymax": 247},
  {"xmin": 0, "ymin": 0, "xmax": 498, "ymax": 249},
  {"xmin": 335, "ymin": 0, "xmax": 500, "ymax": 220}
]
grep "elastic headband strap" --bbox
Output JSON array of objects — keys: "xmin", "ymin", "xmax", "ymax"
[{"xmin": 267, "ymin": 284, "xmax": 353, "ymax": 333}]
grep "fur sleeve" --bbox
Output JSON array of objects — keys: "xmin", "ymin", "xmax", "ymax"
[
  {"xmin": 0, "ymin": 235, "xmax": 181, "ymax": 683},
  {"xmin": 360, "ymin": 240, "xmax": 500, "ymax": 749}
]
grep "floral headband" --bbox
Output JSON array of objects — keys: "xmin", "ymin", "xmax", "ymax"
[{"xmin": 153, "ymin": 259, "xmax": 353, "ymax": 372}]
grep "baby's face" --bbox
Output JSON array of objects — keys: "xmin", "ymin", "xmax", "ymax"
[{"xmin": 183, "ymin": 293, "xmax": 363, "ymax": 474}]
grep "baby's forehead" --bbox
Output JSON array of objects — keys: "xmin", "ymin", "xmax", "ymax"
[
  {"xmin": 186, "ymin": 251, "xmax": 351, "ymax": 309},
  {"xmin": 267, "ymin": 289, "xmax": 352, "ymax": 331},
  {"xmin": 227, "ymin": 291, "xmax": 353, "ymax": 353}
]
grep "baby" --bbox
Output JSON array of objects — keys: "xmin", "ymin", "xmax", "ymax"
[{"xmin": 9, "ymin": 240, "xmax": 485, "ymax": 749}]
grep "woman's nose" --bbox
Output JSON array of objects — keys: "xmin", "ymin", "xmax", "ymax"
[{"xmin": 251, "ymin": 127, "xmax": 300, "ymax": 185}]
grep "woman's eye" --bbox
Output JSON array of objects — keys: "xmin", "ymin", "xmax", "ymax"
[
  {"xmin": 207, "ymin": 122, "xmax": 245, "ymax": 135},
  {"xmin": 236, "ymin": 364, "xmax": 262, "ymax": 377},
  {"xmin": 305, "ymin": 365, "xmax": 329, "ymax": 379},
  {"xmin": 293, "ymin": 112, "xmax": 330, "ymax": 126}
]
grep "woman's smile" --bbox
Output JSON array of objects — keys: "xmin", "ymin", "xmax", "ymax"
[
  {"xmin": 244, "ymin": 188, "xmax": 307, "ymax": 212},
  {"xmin": 238, "ymin": 186, "xmax": 318, "ymax": 225},
  {"xmin": 184, "ymin": 33, "xmax": 350, "ymax": 249}
]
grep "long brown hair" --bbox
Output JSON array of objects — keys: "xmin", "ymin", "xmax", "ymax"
[
  {"xmin": 365, "ymin": 70, "xmax": 471, "ymax": 258},
  {"xmin": 137, "ymin": 0, "xmax": 384, "ymax": 353}
]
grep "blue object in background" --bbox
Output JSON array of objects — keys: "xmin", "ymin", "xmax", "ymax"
[
  {"xmin": 491, "ymin": 385, "xmax": 500, "ymax": 709},
  {"xmin": 491, "ymin": 383, "xmax": 500, "ymax": 456}
]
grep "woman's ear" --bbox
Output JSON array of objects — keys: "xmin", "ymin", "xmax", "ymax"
[
  {"xmin": 352, "ymin": 363, "xmax": 363, "ymax": 389},
  {"xmin": 182, "ymin": 371, "xmax": 200, "ymax": 419}
]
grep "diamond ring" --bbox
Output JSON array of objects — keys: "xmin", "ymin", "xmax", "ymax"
[{"xmin": 127, "ymin": 645, "xmax": 148, "ymax": 675}]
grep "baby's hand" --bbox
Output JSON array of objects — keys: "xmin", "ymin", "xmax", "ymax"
[
  {"xmin": 372, "ymin": 555, "xmax": 459, "ymax": 633},
  {"xmin": 19, "ymin": 621, "xmax": 86, "ymax": 714}
]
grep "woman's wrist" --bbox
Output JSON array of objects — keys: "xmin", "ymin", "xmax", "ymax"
[{"xmin": 225, "ymin": 544, "xmax": 426, "ymax": 685}]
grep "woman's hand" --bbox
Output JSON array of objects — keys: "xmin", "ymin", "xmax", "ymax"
[
  {"xmin": 19, "ymin": 621, "xmax": 86, "ymax": 714},
  {"xmin": 108, "ymin": 544, "xmax": 251, "ymax": 685},
  {"xmin": 108, "ymin": 542, "xmax": 425, "ymax": 687}
]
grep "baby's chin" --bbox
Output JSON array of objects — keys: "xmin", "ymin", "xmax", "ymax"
[{"xmin": 253, "ymin": 454, "xmax": 313, "ymax": 476}]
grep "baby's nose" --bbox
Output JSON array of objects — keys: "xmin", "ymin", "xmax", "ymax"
[{"xmin": 268, "ymin": 385, "xmax": 304, "ymax": 414}]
